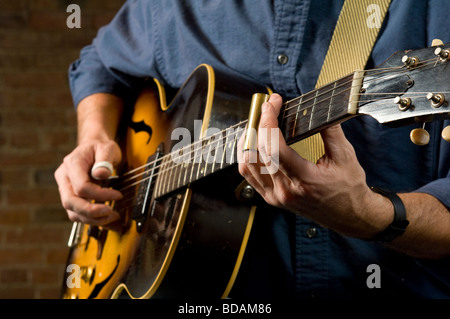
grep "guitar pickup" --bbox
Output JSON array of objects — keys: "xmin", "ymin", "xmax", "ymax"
[{"xmin": 132, "ymin": 143, "xmax": 164, "ymax": 232}]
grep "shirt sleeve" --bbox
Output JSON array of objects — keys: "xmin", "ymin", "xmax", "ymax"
[
  {"xmin": 415, "ymin": 175, "xmax": 450, "ymax": 210},
  {"xmin": 68, "ymin": 0, "xmax": 156, "ymax": 107}
]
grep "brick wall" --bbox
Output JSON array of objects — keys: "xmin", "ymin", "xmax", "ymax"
[{"xmin": 0, "ymin": 0, "xmax": 125, "ymax": 299}]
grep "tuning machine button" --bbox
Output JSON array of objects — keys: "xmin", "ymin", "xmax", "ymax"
[
  {"xmin": 410, "ymin": 124, "xmax": 430, "ymax": 146},
  {"xmin": 426, "ymin": 93, "xmax": 446, "ymax": 108},
  {"xmin": 442, "ymin": 125, "xmax": 450, "ymax": 142},
  {"xmin": 394, "ymin": 96, "xmax": 411, "ymax": 111}
]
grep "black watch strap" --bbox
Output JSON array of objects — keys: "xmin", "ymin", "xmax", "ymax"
[{"xmin": 370, "ymin": 187, "xmax": 409, "ymax": 243}]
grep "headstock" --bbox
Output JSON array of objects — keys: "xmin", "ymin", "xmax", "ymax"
[{"xmin": 357, "ymin": 41, "xmax": 450, "ymax": 144}]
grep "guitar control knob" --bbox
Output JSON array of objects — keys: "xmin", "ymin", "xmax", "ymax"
[
  {"xmin": 410, "ymin": 128, "xmax": 430, "ymax": 146},
  {"xmin": 81, "ymin": 265, "xmax": 95, "ymax": 284},
  {"xmin": 442, "ymin": 125, "xmax": 450, "ymax": 142},
  {"xmin": 241, "ymin": 185, "xmax": 255, "ymax": 199}
]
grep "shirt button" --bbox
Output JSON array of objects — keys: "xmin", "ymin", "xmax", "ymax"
[
  {"xmin": 306, "ymin": 227, "xmax": 317, "ymax": 238},
  {"xmin": 277, "ymin": 54, "xmax": 289, "ymax": 65}
]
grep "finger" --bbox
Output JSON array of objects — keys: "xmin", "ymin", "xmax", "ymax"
[
  {"xmin": 91, "ymin": 141, "xmax": 122, "ymax": 180},
  {"xmin": 237, "ymin": 127, "xmax": 270, "ymax": 197},
  {"xmin": 67, "ymin": 208, "xmax": 120, "ymax": 226},
  {"xmin": 56, "ymin": 168, "xmax": 120, "ymax": 225},
  {"xmin": 64, "ymin": 144, "xmax": 122, "ymax": 202}
]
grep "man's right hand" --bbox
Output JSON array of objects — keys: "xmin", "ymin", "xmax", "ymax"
[
  {"xmin": 55, "ymin": 93, "xmax": 125, "ymax": 227},
  {"xmin": 54, "ymin": 139, "xmax": 123, "ymax": 226}
]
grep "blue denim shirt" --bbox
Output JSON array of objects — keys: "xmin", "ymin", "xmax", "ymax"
[{"xmin": 69, "ymin": 0, "xmax": 450, "ymax": 298}]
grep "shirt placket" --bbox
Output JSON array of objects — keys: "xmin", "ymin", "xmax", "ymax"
[
  {"xmin": 271, "ymin": 0, "xmax": 330, "ymax": 297},
  {"xmin": 270, "ymin": 0, "xmax": 310, "ymax": 99}
]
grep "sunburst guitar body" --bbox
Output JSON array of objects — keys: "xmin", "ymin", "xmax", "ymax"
[{"xmin": 61, "ymin": 64, "xmax": 268, "ymax": 299}]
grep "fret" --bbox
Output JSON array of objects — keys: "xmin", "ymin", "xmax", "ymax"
[
  {"xmin": 229, "ymin": 127, "xmax": 240, "ymax": 165},
  {"xmin": 174, "ymin": 152, "xmax": 183, "ymax": 190},
  {"xmin": 188, "ymin": 144, "xmax": 198, "ymax": 187},
  {"xmin": 182, "ymin": 161, "xmax": 189, "ymax": 186},
  {"xmin": 155, "ymin": 156, "xmax": 168, "ymax": 198},
  {"xmin": 326, "ymin": 74, "xmax": 353, "ymax": 122},
  {"xmin": 308, "ymin": 89, "xmax": 320, "ymax": 131},
  {"xmin": 291, "ymin": 96, "xmax": 302, "ymax": 139},
  {"xmin": 154, "ymin": 157, "xmax": 162, "ymax": 198},
  {"xmin": 220, "ymin": 129, "xmax": 229, "ymax": 170},
  {"xmin": 174, "ymin": 144, "xmax": 188, "ymax": 188},
  {"xmin": 195, "ymin": 140, "xmax": 204, "ymax": 182},
  {"xmin": 224, "ymin": 128, "xmax": 236, "ymax": 166},
  {"xmin": 309, "ymin": 85, "xmax": 333, "ymax": 131},
  {"xmin": 221, "ymin": 127, "xmax": 234, "ymax": 169},
  {"xmin": 202, "ymin": 138, "xmax": 210, "ymax": 177},
  {"xmin": 169, "ymin": 155, "xmax": 177, "ymax": 192},
  {"xmin": 204, "ymin": 136, "xmax": 217, "ymax": 177},
  {"xmin": 288, "ymin": 91, "xmax": 314, "ymax": 142},
  {"xmin": 211, "ymin": 138, "xmax": 218, "ymax": 174},
  {"xmin": 327, "ymin": 81, "xmax": 337, "ymax": 122},
  {"xmin": 163, "ymin": 157, "xmax": 172, "ymax": 196}
]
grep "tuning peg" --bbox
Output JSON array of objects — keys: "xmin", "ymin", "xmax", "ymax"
[
  {"xmin": 434, "ymin": 47, "xmax": 450, "ymax": 61},
  {"xmin": 402, "ymin": 55, "xmax": 419, "ymax": 67},
  {"xmin": 442, "ymin": 125, "xmax": 450, "ymax": 142},
  {"xmin": 410, "ymin": 124, "xmax": 430, "ymax": 146},
  {"xmin": 394, "ymin": 96, "xmax": 411, "ymax": 111},
  {"xmin": 431, "ymin": 39, "xmax": 444, "ymax": 47},
  {"xmin": 426, "ymin": 92, "xmax": 445, "ymax": 108}
]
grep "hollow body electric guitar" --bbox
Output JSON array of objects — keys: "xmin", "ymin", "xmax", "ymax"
[{"xmin": 62, "ymin": 44, "xmax": 450, "ymax": 299}]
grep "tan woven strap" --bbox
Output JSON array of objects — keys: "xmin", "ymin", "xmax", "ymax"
[{"xmin": 292, "ymin": 0, "xmax": 391, "ymax": 163}]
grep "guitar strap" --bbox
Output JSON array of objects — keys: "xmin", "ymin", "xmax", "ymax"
[{"xmin": 292, "ymin": 0, "xmax": 392, "ymax": 163}]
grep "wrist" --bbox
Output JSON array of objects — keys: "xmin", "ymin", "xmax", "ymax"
[
  {"xmin": 77, "ymin": 93, "xmax": 124, "ymax": 143},
  {"xmin": 368, "ymin": 187, "xmax": 409, "ymax": 243},
  {"xmin": 356, "ymin": 186, "xmax": 395, "ymax": 240}
]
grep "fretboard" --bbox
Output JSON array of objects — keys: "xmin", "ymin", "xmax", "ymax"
[
  {"xmin": 153, "ymin": 72, "xmax": 356, "ymax": 198},
  {"xmin": 153, "ymin": 122, "xmax": 246, "ymax": 198},
  {"xmin": 280, "ymin": 73, "xmax": 354, "ymax": 145}
]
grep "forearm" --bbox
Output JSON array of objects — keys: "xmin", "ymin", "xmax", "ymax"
[{"xmin": 77, "ymin": 93, "xmax": 124, "ymax": 144}]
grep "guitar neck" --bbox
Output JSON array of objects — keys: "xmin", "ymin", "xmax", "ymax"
[
  {"xmin": 154, "ymin": 72, "xmax": 359, "ymax": 198},
  {"xmin": 153, "ymin": 121, "xmax": 246, "ymax": 198},
  {"xmin": 280, "ymin": 73, "xmax": 357, "ymax": 145}
]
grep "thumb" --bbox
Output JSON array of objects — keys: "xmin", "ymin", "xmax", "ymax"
[{"xmin": 91, "ymin": 140, "xmax": 122, "ymax": 180}]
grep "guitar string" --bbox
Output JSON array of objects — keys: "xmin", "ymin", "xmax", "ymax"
[
  {"xmin": 116, "ymin": 57, "xmax": 441, "ymax": 182},
  {"xmin": 101, "ymin": 58, "xmax": 448, "ymax": 199},
  {"xmin": 110, "ymin": 62, "xmax": 447, "ymax": 200},
  {"xmin": 113, "ymin": 127, "xmax": 246, "ymax": 209},
  {"xmin": 281, "ymin": 57, "xmax": 438, "ymax": 117},
  {"xmin": 113, "ymin": 89, "xmax": 447, "ymax": 205}
]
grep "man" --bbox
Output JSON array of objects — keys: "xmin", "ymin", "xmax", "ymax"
[{"xmin": 55, "ymin": 0, "xmax": 450, "ymax": 298}]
